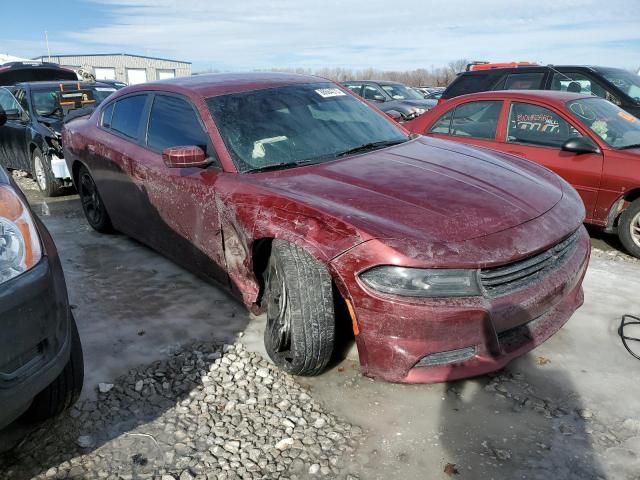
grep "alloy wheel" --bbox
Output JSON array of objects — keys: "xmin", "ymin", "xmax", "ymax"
[
  {"xmin": 79, "ymin": 172, "xmax": 102, "ymax": 225},
  {"xmin": 631, "ymin": 211, "xmax": 640, "ymax": 249},
  {"xmin": 33, "ymin": 155, "xmax": 47, "ymax": 191},
  {"xmin": 265, "ymin": 262, "xmax": 292, "ymax": 357}
]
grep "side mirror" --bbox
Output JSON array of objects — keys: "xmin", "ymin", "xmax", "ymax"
[
  {"xmin": 162, "ymin": 146, "xmax": 209, "ymax": 168},
  {"xmin": 0, "ymin": 107, "xmax": 6, "ymax": 127},
  {"xmin": 561, "ymin": 137, "xmax": 601, "ymax": 155},
  {"xmin": 373, "ymin": 94, "xmax": 386, "ymax": 102}
]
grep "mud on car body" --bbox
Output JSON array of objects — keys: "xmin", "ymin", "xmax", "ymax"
[
  {"xmin": 63, "ymin": 73, "xmax": 589, "ymax": 383},
  {"xmin": 0, "ymin": 133, "xmax": 83, "ymax": 429},
  {"xmin": 0, "ymin": 81, "xmax": 116, "ymax": 196}
]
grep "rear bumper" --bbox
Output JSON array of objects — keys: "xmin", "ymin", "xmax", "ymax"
[
  {"xmin": 333, "ymin": 227, "xmax": 590, "ymax": 383},
  {"xmin": 0, "ymin": 221, "xmax": 71, "ymax": 429}
]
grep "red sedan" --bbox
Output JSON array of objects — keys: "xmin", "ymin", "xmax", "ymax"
[
  {"xmin": 62, "ymin": 74, "xmax": 589, "ymax": 383},
  {"xmin": 406, "ymin": 90, "xmax": 640, "ymax": 258}
]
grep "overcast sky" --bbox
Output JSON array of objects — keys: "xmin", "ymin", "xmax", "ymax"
[{"xmin": 2, "ymin": 0, "xmax": 639, "ymax": 72}]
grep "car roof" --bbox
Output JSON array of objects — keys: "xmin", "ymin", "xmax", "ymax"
[
  {"xmin": 459, "ymin": 65, "xmax": 618, "ymax": 76},
  {"xmin": 16, "ymin": 80, "xmax": 114, "ymax": 90},
  {"xmin": 450, "ymin": 89, "xmax": 595, "ymax": 105},
  {"xmin": 122, "ymin": 72, "xmax": 328, "ymax": 98}
]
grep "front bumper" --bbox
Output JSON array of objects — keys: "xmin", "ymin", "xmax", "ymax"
[
  {"xmin": 50, "ymin": 154, "xmax": 71, "ymax": 180},
  {"xmin": 332, "ymin": 227, "xmax": 590, "ymax": 383},
  {"xmin": 0, "ymin": 220, "xmax": 72, "ymax": 429}
]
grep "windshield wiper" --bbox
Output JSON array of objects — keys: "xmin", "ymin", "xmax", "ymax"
[
  {"xmin": 619, "ymin": 143, "xmax": 640, "ymax": 150},
  {"xmin": 244, "ymin": 159, "xmax": 318, "ymax": 173},
  {"xmin": 334, "ymin": 139, "xmax": 408, "ymax": 158}
]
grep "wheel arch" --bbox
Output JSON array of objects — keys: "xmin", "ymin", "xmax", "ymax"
[{"xmin": 605, "ymin": 188, "xmax": 640, "ymax": 232}]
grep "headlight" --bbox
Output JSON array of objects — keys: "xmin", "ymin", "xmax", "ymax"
[
  {"xmin": 0, "ymin": 185, "xmax": 42, "ymax": 284},
  {"xmin": 360, "ymin": 266, "xmax": 481, "ymax": 297}
]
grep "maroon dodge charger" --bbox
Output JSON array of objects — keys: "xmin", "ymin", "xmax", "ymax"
[{"xmin": 62, "ymin": 73, "xmax": 590, "ymax": 383}]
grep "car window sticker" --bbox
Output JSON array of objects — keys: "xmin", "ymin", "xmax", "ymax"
[
  {"xmin": 315, "ymin": 88, "xmax": 346, "ymax": 98},
  {"xmin": 252, "ymin": 136, "xmax": 288, "ymax": 158}
]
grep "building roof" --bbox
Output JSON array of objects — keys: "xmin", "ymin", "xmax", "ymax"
[{"xmin": 32, "ymin": 53, "xmax": 191, "ymax": 65}]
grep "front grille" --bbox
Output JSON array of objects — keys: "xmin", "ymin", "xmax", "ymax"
[{"xmin": 480, "ymin": 230, "xmax": 580, "ymax": 297}]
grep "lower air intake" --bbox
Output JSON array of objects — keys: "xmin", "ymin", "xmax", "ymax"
[{"xmin": 414, "ymin": 346, "xmax": 477, "ymax": 367}]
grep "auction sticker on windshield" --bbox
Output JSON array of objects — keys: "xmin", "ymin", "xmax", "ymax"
[
  {"xmin": 315, "ymin": 88, "xmax": 346, "ymax": 98},
  {"xmin": 618, "ymin": 111, "xmax": 638, "ymax": 123}
]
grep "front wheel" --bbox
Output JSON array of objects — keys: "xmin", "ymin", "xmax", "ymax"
[
  {"xmin": 263, "ymin": 240, "xmax": 335, "ymax": 376},
  {"xmin": 618, "ymin": 199, "xmax": 640, "ymax": 259},
  {"xmin": 32, "ymin": 148, "xmax": 64, "ymax": 197}
]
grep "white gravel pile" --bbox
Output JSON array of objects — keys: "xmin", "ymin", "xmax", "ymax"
[{"xmin": 0, "ymin": 342, "xmax": 362, "ymax": 480}]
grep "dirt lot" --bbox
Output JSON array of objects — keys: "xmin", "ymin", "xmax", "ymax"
[{"xmin": 2, "ymin": 177, "xmax": 640, "ymax": 480}]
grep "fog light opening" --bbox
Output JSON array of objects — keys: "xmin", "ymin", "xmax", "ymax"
[{"xmin": 414, "ymin": 346, "xmax": 477, "ymax": 367}]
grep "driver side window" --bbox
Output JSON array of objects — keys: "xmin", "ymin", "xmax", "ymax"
[
  {"xmin": 0, "ymin": 88, "xmax": 21, "ymax": 117},
  {"xmin": 507, "ymin": 102, "xmax": 582, "ymax": 148},
  {"xmin": 363, "ymin": 86, "xmax": 384, "ymax": 102}
]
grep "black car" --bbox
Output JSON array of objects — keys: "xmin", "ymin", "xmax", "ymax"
[
  {"xmin": 441, "ymin": 65, "xmax": 640, "ymax": 117},
  {"xmin": 0, "ymin": 61, "xmax": 78, "ymax": 86},
  {"xmin": 0, "ymin": 111, "xmax": 83, "ymax": 430},
  {"xmin": 0, "ymin": 81, "xmax": 116, "ymax": 196},
  {"xmin": 342, "ymin": 80, "xmax": 437, "ymax": 121}
]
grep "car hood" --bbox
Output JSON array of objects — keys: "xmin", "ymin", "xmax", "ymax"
[
  {"xmin": 250, "ymin": 137, "xmax": 564, "ymax": 244},
  {"xmin": 36, "ymin": 116, "xmax": 63, "ymax": 136}
]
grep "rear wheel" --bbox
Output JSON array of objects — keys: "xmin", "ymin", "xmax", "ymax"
[
  {"xmin": 618, "ymin": 199, "xmax": 640, "ymax": 259},
  {"xmin": 263, "ymin": 240, "xmax": 335, "ymax": 376},
  {"xmin": 21, "ymin": 314, "xmax": 84, "ymax": 423},
  {"xmin": 32, "ymin": 148, "xmax": 64, "ymax": 197},
  {"xmin": 78, "ymin": 165, "xmax": 113, "ymax": 233}
]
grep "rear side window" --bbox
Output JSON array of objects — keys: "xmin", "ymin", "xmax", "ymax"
[
  {"xmin": 147, "ymin": 95, "xmax": 210, "ymax": 152},
  {"xmin": 450, "ymin": 101, "xmax": 502, "ymax": 139},
  {"xmin": 503, "ymin": 73, "xmax": 545, "ymax": 90},
  {"xmin": 444, "ymin": 73, "xmax": 494, "ymax": 98},
  {"xmin": 345, "ymin": 84, "xmax": 362, "ymax": 96},
  {"xmin": 507, "ymin": 102, "xmax": 582, "ymax": 148},
  {"xmin": 110, "ymin": 95, "xmax": 147, "ymax": 139},
  {"xmin": 101, "ymin": 103, "xmax": 114, "ymax": 128},
  {"xmin": 550, "ymin": 72, "xmax": 606, "ymax": 98}
]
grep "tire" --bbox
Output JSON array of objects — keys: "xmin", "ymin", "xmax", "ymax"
[
  {"xmin": 78, "ymin": 165, "xmax": 113, "ymax": 233},
  {"xmin": 618, "ymin": 199, "xmax": 640, "ymax": 259},
  {"xmin": 32, "ymin": 147, "xmax": 64, "ymax": 197},
  {"xmin": 21, "ymin": 314, "xmax": 84, "ymax": 423},
  {"xmin": 263, "ymin": 240, "xmax": 335, "ymax": 376}
]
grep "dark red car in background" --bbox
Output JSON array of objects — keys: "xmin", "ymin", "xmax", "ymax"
[
  {"xmin": 406, "ymin": 90, "xmax": 640, "ymax": 258},
  {"xmin": 63, "ymin": 73, "xmax": 589, "ymax": 383}
]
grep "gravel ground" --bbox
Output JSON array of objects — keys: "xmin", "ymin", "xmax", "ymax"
[{"xmin": 0, "ymin": 342, "xmax": 362, "ymax": 480}]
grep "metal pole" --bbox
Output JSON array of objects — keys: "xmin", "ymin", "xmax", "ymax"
[{"xmin": 45, "ymin": 31, "xmax": 51, "ymax": 62}]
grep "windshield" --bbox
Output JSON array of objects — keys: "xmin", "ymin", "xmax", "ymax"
[
  {"xmin": 599, "ymin": 69, "xmax": 640, "ymax": 102},
  {"xmin": 32, "ymin": 85, "xmax": 116, "ymax": 117},
  {"xmin": 206, "ymin": 82, "xmax": 409, "ymax": 172},
  {"xmin": 380, "ymin": 83, "xmax": 423, "ymax": 100},
  {"xmin": 567, "ymin": 97, "xmax": 640, "ymax": 149}
]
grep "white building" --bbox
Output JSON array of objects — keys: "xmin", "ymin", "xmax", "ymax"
[{"xmin": 32, "ymin": 53, "xmax": 192, "ymax": 85}]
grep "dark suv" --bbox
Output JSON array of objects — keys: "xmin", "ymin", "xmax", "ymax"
[
  {"xmin": 0, "ymin": 61, "xmax": 78, "ymax": 86},
  {"xmin": 342, "ymin": 80, "xmax": 437, "ymax": 120},
  {"xmin": 0, "ymin": 81, "xmax": 116, "ymax": 196},
  {"xmin": 441, "ymin": 65, "xmax": 640, "ymax": 118}
]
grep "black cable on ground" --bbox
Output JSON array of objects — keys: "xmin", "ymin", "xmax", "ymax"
[{"xmin": 618, "ymin": 315, "xmax": 640, "ymax": 360}]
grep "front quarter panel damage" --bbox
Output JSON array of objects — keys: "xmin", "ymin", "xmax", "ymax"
[{"xmin": 215, "ymin": 179, "xmax": 367, "ymax": 307}]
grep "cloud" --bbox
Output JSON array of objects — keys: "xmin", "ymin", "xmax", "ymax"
[{"xmin": 32, "ymin": 0, "xmax": 640, "ymax": 70}]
